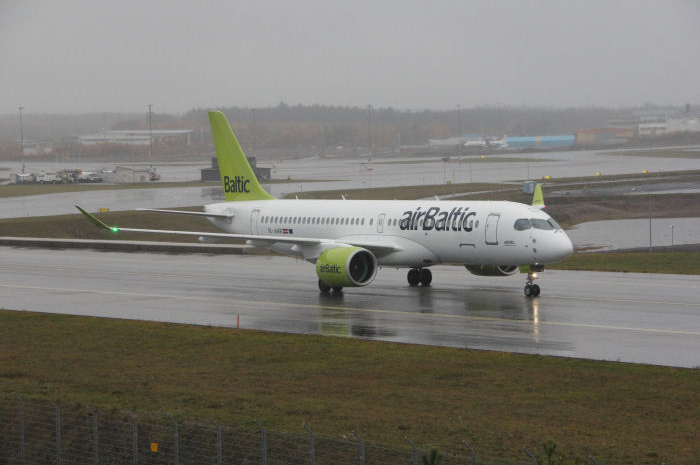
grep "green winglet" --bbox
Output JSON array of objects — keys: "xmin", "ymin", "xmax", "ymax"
[
  {"xmin": 531, "ymin": 183, "xmax": 545, "ymax": 209},
  {"xmin": 75, "ymin": 206, "xmax": 119, "ymax": 232}
]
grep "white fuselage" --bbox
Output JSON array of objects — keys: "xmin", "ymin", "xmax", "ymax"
[{"xmin": 204, "ymin": 199, "xmax": 573, "ymax": 268}]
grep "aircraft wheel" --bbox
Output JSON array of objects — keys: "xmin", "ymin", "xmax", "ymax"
[
  {"xmin": 332, "ymin": 286, "xmax": 343, "ymax": 293},
  {"xmin": 531, "ymin": 284, "xmax": 541, "ymax": 297},
  {"xmin": 524, "ymin": 284, "xmax": 532, "ymax": 297},
  {"xmin": 419, "ymin": 268, "xmax": 432, "ymax": 286},
  {"xmin": 318, "ymin": 279, "xmax": 331, "ymax": 294},
  {"xmin": 407, "ymin": 268, "xmax": 420, "ymax": 287}
]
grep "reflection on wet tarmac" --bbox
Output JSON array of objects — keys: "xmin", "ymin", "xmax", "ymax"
[{"xmin": 1, "ymin": 248, "xmax": 698, "ymax": 367}]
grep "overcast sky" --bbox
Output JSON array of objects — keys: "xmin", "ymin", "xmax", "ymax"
[{"xmin": 1, "ymin": 0, "xmax": 698, "ymax": 114}]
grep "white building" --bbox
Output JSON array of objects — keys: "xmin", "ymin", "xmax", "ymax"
[{"xmin": 79, "ymin": 130, "xmax": 193, "ymax": 146}]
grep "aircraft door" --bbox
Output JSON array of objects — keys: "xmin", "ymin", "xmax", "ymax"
[
  {"xmin": 377, "ymin": 213, "xmax": 386, "ymax": 233},
  {"xmin": 250, "ymin": 209, "xmax": 260, "ymax": 235},
  {"xmin": 485, "ymin": 213, "xmax": 500, "ymax": 245}
]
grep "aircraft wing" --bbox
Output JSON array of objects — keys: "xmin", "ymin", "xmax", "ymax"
[
  {"xmin": 76, "ymin": 206, "xmax": 400, "ymax": 253},
  {"xmin": 136, "ymin": 208, "xmax": 235, "ymax": 220}
]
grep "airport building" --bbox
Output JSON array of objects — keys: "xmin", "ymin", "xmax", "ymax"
[{"xmin": 78, "ymin": 129, "xmax": 193, "ymax": 146}]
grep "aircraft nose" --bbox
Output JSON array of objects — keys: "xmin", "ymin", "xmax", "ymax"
[{"xmin": 557, "ymin": 231, "xmax": 574, "ymax": 261}]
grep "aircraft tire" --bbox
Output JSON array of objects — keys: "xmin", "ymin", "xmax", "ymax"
[
  {"xmin": 531, "ymin": 284, "xmax": 541, "ymax": 297},
  {"xmin": 318, "ymin": 279, "xmax": 331, "ymax": 294},
  {"xmin": 419, "ymin": 268, "xmax": 432, "ymax": 286},
  {"xmin": 407, "ymin": 268, "xmax": 420, "ymax": 287},
  {"xmin": 524, "ymin": 284, "xmax": 532, "ymax": 297},
  {"xmin": 332, "ymin": 286, "xmax": 343, "ymax": 293}
]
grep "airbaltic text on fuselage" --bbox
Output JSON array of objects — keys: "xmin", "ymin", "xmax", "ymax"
[
  {"xmin": 400, "ymin": 206, "xmax": 477, "ymax": 232},
  {"xmin": 223, "ymin": 176, "xmax": 250, "ymax": 194}
]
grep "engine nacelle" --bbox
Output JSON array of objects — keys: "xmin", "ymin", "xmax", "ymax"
[
  {"xmin": 465, "ymin": 264, "xmax": 519, "ymax": 277},
  {"xmin": 316, "ymin": 247, "xmax": 377, "ymax": 287}
]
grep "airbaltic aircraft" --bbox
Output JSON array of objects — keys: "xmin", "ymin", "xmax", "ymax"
[{"xmin": 78, "ymin": 111, "xmax": 573, "ymax": 296}]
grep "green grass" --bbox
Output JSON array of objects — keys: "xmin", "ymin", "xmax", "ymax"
[
  {"xmin": 285, "ymin": 182, "xmax": 511, "ymax": 200},
  {"xmin": 0, "ymin": 311, "xmax": 698, "ymax": 463},
  {"xmin": 0, "ymin": 179, "xmax": 325, "ymax": 199},
  {"xmin": 601, "ymin": 149, "xmax": 700, "ymax": 159},
  {"xmin": 551, "ymin": 251, "xmax": 700, "ymax": 274},
  {"xmin": 371, "ymin": 156, "xmax": 550, "ymax": 165},
  {"xmin": 0, "ymin": 209, "xmax": 244, "ymax": 244}
]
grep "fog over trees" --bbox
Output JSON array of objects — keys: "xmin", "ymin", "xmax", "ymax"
[{"xmin": 0, "ymin": 104, "xmax": 648, "ymax": 152}]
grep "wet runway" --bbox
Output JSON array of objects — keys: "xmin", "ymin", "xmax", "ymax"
[{"xmin": 1, "ymin": 247, "xmax": 698, "ymax": 368}]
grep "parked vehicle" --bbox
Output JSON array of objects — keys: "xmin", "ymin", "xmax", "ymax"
[{"xmin": 35, "ymin": 172, "xmax": 63, "ymax": 184}]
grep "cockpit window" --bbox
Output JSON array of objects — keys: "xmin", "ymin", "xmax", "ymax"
[
  {"xmin": 514, "ymin": 218, "xmax": 532, "ymax": 231},
  {"xmin": 531, "ymin": 218, "xmax": 555, "ymax": 230},
  {"xmin": 547, "ymin": 218, "xmax": 562, "ymax": 230}
]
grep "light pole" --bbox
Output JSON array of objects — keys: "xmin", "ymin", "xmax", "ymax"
[
  {"xmin": 367, "ymin": 104, "xmax": 372, "ymax": 156},
  {"xmin": 148, "ymin": 104, "xmax": 153, "ymax": 164},
  {"xmin": 670, "ymin": 224, "xmax": 674, "ymax": 253},
  {"xmin": 18, "ymin": 106, "xmax": 24, "ymax": 157}
]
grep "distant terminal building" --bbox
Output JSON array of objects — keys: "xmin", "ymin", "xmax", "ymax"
[
  {"xmin": 79, "ymin": 130, "xmax": 193, "ymax": 146},
  {"xmin": 505, "ymin": 135, "xmax": 575, "ymax": 149},
  {"xmin": 576, "ymin": 127, "xmax": 635, "ymax": 145}
]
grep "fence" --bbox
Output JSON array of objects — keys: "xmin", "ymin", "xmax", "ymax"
[{"xmin": 0, "ymin": 397, "xmax": 599, "ymax": 464}]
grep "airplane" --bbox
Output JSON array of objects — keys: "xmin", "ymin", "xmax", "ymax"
[
  {"xmin": 77, "ymin": 111, "xmax": 573, "ymax": 297},
  {"xmin": 486, "ymin": 135, "xmax": 508, "ymax": 149}
]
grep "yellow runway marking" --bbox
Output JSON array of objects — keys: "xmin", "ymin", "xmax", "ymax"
[{"xmin": 2, "ymin": 283, "xmax": 699, "ymax": 338}]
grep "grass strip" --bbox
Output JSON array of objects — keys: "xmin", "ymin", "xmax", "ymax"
[
  {"xmin": 0, "ymin": 310, "xmax": 697, "ymax": 463},
  {"xmin": 600, "ymin": 150, "xmax": 700, "ymax": 159},
  {"xmin": 0, "ymin": 179, "xmax": 325, "ymax": 199},
  {"xmin": 0, "ymin": 209, "xmax": 244, "ymax": 244},
  {"xmin": 285, "ymin": 182, "xmax": 511, "ymax": 200},
  {"xmin": 550, "ymin": 251, "xmax": 700, "ymax": 274}
]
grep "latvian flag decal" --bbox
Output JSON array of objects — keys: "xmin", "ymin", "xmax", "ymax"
[{"xmin": 282, "ymin": 228, "xmax": 293, "ymax": 235}]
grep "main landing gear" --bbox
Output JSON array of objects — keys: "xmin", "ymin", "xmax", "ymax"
[
  {"xmin": 524, "ymin": 270, "xmax": 541, "ymax": 297},
  {"xmin": 407, "ymin": 268, "xmax": 432, "ymax": 287},
  {"xmin": 318, "ymin": 279, "xmax": 343, "ymax": 294}
]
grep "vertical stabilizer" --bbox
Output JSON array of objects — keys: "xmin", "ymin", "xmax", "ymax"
[
  {"xmin": 208, "ymin": 111, "xmax": 275, "ymax": 201},
  {"xmin": 531, "ymin": 183, "xmax": 545, "ymax": 209}
]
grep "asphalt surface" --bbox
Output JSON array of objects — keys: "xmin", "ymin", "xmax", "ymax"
[
  {"xmin": 3, "ymin": 146, "xmax": 700, "ymax": 219},
  {"xmin": 2, "ymin": 246, "xmax": 698, "ymax": 368}
]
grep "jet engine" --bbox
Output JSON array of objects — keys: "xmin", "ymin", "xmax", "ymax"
[
  {"xmin": 465, "ymin": 264, "xmax": 519, "ymax": 276},
  {"xmin": 316, "ymin": 247, "xmax": 377, "ymax": 287}
]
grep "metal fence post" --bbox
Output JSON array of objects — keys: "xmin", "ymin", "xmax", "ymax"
[
  {"xmin": 88, "ymin": 408, "xmax": 99, "ymax": 465},
  {"xmin": 167, "ymin": 415, "xmax": 179, "ymax": 465},
  {"xmin": 352, "ymin": 431, "xmax": 365, "ymax": 465},
  {"xmin": 127, "ymin": 413, "xmax": 138, "ymax": 465},
  {"xmin": 304, "ymin": 424, "xmax": 315, "ymax": 465},
  {"xmin": 49, "ymin": 400, "xmax": 61, "ymax": 465},
  {"xmin": 13, "ymin": 394, "xmax": 25, "ymax": 465},
  {"xmin": 462, "ymin": 440, "xmax": 476, "ymax": 465},
  {"xmin": 404, "ymin": 437, "xmax": 418, "ymax": 465},
  {"xmin": 210, "ymin": 421, "xmax": 223, "ymax": 465},
  {"xmin": 523, "ymin": 447, "xmax": 536, "ymax": 465},
  {"xmin": 254, "ymin": 420, "xmax": 267, "ymax": 465}
]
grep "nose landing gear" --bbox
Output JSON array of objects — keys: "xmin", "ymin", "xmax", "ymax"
[{"xmin": 524, "ymin": 270, "xmax": 541, "ymax": 297}]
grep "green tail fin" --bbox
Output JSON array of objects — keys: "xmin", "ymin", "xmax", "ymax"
[
  {"xmin": 531, "ymin": 183, "xmax": 545, "ymax": 209},
  {"xmin": 208, "ymin": 111, "xmax": 275, "ymax": 201}
]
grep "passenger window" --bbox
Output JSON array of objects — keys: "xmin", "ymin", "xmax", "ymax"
[
  {"xmin": 361, "ymin": 218, "xmax": 365, "ymax": 225},
  {"xmin": 514, "ymin": 219, "xmax": 532, "ymax": 231},
  {"xmin": 531, "ymin": 218, "xmax": 554, "ymax": 230}
]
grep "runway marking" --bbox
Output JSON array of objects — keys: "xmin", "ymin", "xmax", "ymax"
[{"xmin": 2, "ymin": 283, "xmax": 700, "ymax": 338}]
